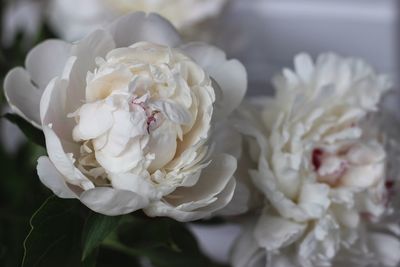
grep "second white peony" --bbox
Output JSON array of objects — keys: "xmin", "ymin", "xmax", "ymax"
[{"xmin": 232, "ymin": 53, "xmax": 400, "ymax": 267}]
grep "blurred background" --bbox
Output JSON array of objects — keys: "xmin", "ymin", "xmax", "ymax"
[{"xmin": 0, "ymin": 0, "xmax": 399, "ymax": 266}]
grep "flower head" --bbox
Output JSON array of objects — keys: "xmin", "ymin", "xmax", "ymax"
[
  {"xmin": 232, "ymin": 53, "xmax": 398, "ymax": 267},
  {"xmin": 47, "ymin": 0, "xmax": 228, "ymax": 41},
  {"xmin": 4, "ymin": 12, "xmax": 247, "ymax": 220}
]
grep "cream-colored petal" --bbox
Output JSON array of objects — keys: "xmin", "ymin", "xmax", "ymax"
[{"xmin": 72, "ymin": 102, "xmax": 114, "ymax": 141}]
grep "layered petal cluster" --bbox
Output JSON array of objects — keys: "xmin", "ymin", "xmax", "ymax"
[
  {"xmin": 4, "ymin": 12, "xmax": 247, "ymax": 221},
  {"xmin": 47, "ymin": 0, "xmax": 228, "ymax": 41},
  {"xmin": 232, "ymin": 53, "xmax": 399, "ymax": 267}
]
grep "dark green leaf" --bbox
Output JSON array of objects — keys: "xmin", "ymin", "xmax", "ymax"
[
  {"xmin": 118, "ymin": 215, "xmax": 220, "ymax": 267},
  {"xmin": 81, "ymin": 212, "xmax": 122, "ymax": 261},
  {"xmin": 22, "ymin": 196, "xmax": 84, "ymax": 267},
  {"xmin": 3, "ymin": 113, "xmax": 45, "ymax": 147}
]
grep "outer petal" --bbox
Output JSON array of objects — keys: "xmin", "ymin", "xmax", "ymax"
[
  {"xmin": 37, "ymin": 156, "xmax": 76, "ymax": 199},
  {"xmin": 181, "ymin": 43, "xmax": 247, "ymax": 118},
  {"xmin": 25, "ymin": 39, "xmax": 71, "ymax": 90},
  {"xmin": 368, "ymin": 233, "xmax": 400, "ymax": 267},
  {"xmin": 144, "ymin": 174, "xmax": 236, "ymax": 222},
  {"xmin": 4, "ymin": 67, "xmax": 42, "ymax": 128},
  {"xmin": 169, "ymin": 154, "xmax": 237, "ymax": 205},
  {"xmin": 254, "ymin": 213, "xmax": 307, "ymax": 251},
  {"xmin": 107, "ymin": 12, "xmax": 181, "ymax": 48},
  {"xmin": 42, "ymin": 125, "xmax": 94, "ymax": 190},
  {"xmin": 79, "ymin": 187, "xmax": 149, "ymax": 216},
  {"xmin": 231, "ymin": 222, "xmax": 265, "ymax": 267}
]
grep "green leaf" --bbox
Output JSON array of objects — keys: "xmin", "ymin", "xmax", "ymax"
[
  {"xmin": 3, "ymin": 113, "xmax": 45, "ymax": 147},
  {"xmin": 117, "ymin": 215, "xmax": 219, "ymax": 267},
  {"xmin": 81, "ymin": 212, "xmax": 122, "ymax": 261},
  {"xmin": 22, "ymin": 196, "xmax": 84, "ymax": 267}
]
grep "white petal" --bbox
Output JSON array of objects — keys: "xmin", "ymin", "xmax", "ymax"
[
  {"xmin": 67, "ymin": 29, "xmax": 116, "ymax": 111},
  {"xmin": 147, "ymin": 122, "xmax": 178, "ymax": 172},
  {"xmin": 181, "ymin": 42, "xmax": 227, "ymax": 69},
  {"xmin": 368, "ymin": 233, "xmax": 400, "ymax": 267},
  {"xmin": 40, "ymin": 76, "xmax": 79, "ymax": 146},
  {"xmin": 109, "ymin": 172, "xmax": 157, "ymax": 200},
  {"xmin": 169, "ymin": 154, "xmax": 236, "ymax": 205},
  {"xmin": 99, "ymin": 108, "xmax": 146, "ymax": 156},
  {"xmin": 188, "ymin": 223, "xmax": 241, "ymax": 265},
  {"xmin": 230, "ymin": 222, "xmax": 266, "ymax": 267},
  {"xmin": 36, "ymin": 156, "xmax": 76, "ymax": 199},
  {"xmin": 95, "ymin": 137, "xmax": 145, "ymax": 173},
  {"xmin": 294, "ymin": 53, "xmax": 314, "ymax": 83},
  {"xmin": 43, "ymin": 125, "xmax": 94, "ymax": 190},
  {"xmin": 144, "ymin": 176, "xmax": 236, "ymax": 222},
  {"xmin": 254, "ymin": 213, "xmax": 306, "ymax": 251},
  {"xmin": 298, "ymin": 183, "xmax": 331, "ymax": 219},
  {"xmin": 4, "ymin": 67, "xmax": 42, "ymax": 128},
  {"xmin": 80, "ymin": 187, "xmax": 149, "ymax": 216},
  {"xmin": 25, "ymin": 39, "xmax": 71, "ymax": 90},
  {"xmin": 72, "ymin": 102, "xmax": 114, "ymax": 141},
  {"xmin": 181, "ymin": 43, "xmax": 247, "ymax": 118},
  {"xmin": 150, "ymin": 100, "xmax": 192, "ymax": 125},
  {"xmin": 107, "ymin": 12, "xmax": 181, "ymax": 48}
]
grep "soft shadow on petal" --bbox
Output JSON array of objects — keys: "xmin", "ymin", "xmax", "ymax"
[
  {"xmin": 68, "ymin": 29, "xmax": 116, "ymax": 112},
  {"xmin": 42, "ymin": 125, "xmax": 94, "ymax": 190},
  {"xmin": 254, "ymin": 213, "xmax": 307, "ymax": 251},
  {"xmin": 40, "ymin": 76, "xmax": 79, "ymax": 148},
  {"xmin": 4, "ymin": 67, "xmax": 42, "ymax": 128},
  {"xmin": 181, "ymin": 43, "xmax": 247, "ymax": 118},
  {"xmin": 107, "ymin": 12, "xmax": 181, "ymax": 48},
  {"xmin": 144, "ymin": 155, "xmax": 237, "ymax": 222},
  {"xmin": 368, "ymin": 233, "xmax": 400, "ymax": 267},
  {"xmin": 37, "ymin": 156, "xmax": 76, "ymax": 199},
  {"xmin": 80, "ymin": 187, "xmax": 149, "ymax": 216},
  {"xmin": 169, "ymin": 154, "xmax": 237, "ymax": 205},
  {"xmin": 25, "ymin": 39, "xmax": 71, "ymax": 90}
]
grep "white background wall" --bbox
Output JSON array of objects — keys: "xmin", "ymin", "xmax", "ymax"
[{"xmin": 214, "ymin": 0, "xmax": 399, "ymax": 95}]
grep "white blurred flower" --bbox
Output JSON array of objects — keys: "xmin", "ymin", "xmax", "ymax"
[
  {"xmin": 232, "ymin": 53, "xmax": 399, "ymax": 267},
  {"xmin": 3, "ymin": 12, "xmax": 247, "ymax": 220},
  {"xmin": 2, "ymin": 0, "xmax": 42, "ymax": 47},
  {"xmin": 47, "ymin": 0, "xmax": 228, "ymax": 41}
]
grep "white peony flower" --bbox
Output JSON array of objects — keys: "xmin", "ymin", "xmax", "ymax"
[
  {"xmin": 231, "ymin": 53, "xmax": 399, "ymax": 267},
  {"xmin": 4, "ymin": 12, "xmax": 247, "ymax": 220},
  {"xmin": 47, "ymin": 0, "xmax": 228, "ymax": 41}
]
